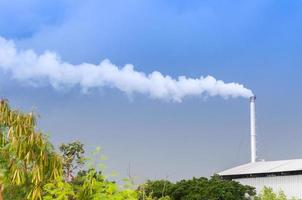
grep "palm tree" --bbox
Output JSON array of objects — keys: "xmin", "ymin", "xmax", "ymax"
[{"xmin": 0, "ymin": 99, "xmax": 63, "ymax": 200}]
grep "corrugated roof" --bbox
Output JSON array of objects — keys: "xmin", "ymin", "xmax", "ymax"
[{"xmin": 219, "ymin": 159, "xmax": 302, "ymax": 176}]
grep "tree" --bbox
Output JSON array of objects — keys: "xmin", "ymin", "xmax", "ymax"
[
  {"xmin": 140, "ymin": 175, "xmax": 255, "ymax": 200},
  {"xmin": 205, "ymin": 175, "xmax": 255, "ymax": 200},
  {"xmin": 0, "ymin": 99, "xmax": 62, "ymax": 200},
  {"xmin": 59, "ymin": 141, "xmax": 85, "ymax": 182}
]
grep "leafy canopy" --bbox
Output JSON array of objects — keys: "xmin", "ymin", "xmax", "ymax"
[
  {"xmin": 140, "ymin": 175, "xmax": 256, "ymax": 200},
  {"xmin": 0, "ymin": 99, "xmax": 62, "ymax": 200}
]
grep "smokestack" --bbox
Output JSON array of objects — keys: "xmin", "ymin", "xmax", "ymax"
[{"xmin": 250, "ymin": 96, "xmax": 257, "ymax": 163}]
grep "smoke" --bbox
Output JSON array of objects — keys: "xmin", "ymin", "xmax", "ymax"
[{"xmin": 0, "ymin": 36, "xmax": 253, "ymax": 102}]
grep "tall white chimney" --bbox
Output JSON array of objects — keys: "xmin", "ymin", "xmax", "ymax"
[{"xmin": 250, "ymin": 96, "xmax": 257, "ymax": 163}]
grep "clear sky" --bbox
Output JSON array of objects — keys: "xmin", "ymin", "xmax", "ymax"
[{"xmin": 0, "ymin": 0, "xmax": 301, "ymax": 183}]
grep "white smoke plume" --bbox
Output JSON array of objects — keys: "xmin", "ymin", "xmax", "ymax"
[{"xmin": 0, "ymin": 36, "xmax": 253, "ymax": 102}]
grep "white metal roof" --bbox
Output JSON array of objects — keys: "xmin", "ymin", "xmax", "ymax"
[{"xmin": 219, "ymin": 159, "xmax": 302, "ymax": 176}]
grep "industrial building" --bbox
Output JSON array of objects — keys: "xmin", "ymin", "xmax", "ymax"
[{"xmin": 219, "ymin": 96, "xmax": 302, "ymax": 199}]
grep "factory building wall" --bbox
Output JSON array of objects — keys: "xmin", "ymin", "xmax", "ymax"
[{"xmin": 234, "ymin": 174, "xmax": 302, "ymax": 199}]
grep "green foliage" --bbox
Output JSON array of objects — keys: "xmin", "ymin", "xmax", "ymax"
[
  {"xmin": 43, "ymin": 169, "xmax": 138, "ymax": 200},
  {"xmin": 255, "ymin": 187, "xmax": 288, "ymax": 200},
  {"xmin": 140, "ymin": 175, "xmax": 255, "ymax": 200},
  {"xmin": 44, "ymin": 178, "xmax": 75, "ymax": 200},
  {"xmin": 77, "ymin": 169, "xmax": 137, "ymax": 200}
]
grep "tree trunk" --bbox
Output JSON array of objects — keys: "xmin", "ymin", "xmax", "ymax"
[{"xmin": 0, "ymin": 184, "xmax": 4, "ymax": 200}]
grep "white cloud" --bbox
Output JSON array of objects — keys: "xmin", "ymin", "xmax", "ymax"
[{"xmin": 0, "ymin": 36, "xmax": 253, "ymax": 102}]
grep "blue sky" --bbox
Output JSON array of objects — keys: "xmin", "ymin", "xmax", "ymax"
[{"xmin": 0, "ymin": 0, "xmax": 302, "ymax": 182}]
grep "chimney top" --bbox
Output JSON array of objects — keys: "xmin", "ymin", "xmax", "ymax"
[{"xmin": 250, "ymin": 96, "xmax": 256, "ymax": 102}]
